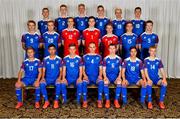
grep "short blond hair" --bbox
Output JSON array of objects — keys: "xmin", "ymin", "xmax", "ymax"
[{"xmin": 115, "ymin": 8, "xmax": 122, "ymax": 14}]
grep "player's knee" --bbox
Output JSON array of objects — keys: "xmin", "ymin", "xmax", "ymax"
[{"xmin": 15, "ymin": 82, "xmax": 22, "ymax": 88}]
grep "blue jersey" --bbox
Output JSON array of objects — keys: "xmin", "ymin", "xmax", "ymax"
[
  {"xmin": 103, "ymin": 55, "xmax": 122, "ymax": 82},
  {"xmin": 38, "ymin": 20, "xmax": 48, "ymax": 35},
  {"xmin": 112, "ymin": 19, "xmax": 126, "ymax": 37},
  {"xmin": 122, "ymin": 57, "xmax": 143, "ymax": 83},
  {"xmin": 139, "ymin": 32, "xmax": 159, "ymax": 49},
  {"xmin": 132, "ymin": 19, "xmax": 145, "ymax": 36},
  {"xmin": 55, "ymin": 17, "xmax": 68, "ymax": 33},
  {"xmin": 63, "ymin": 55, "xmax": 83, "ymax": 83},
  {"xmin": 144, "ymin": 57, "xmax": 164, "ymax": 81},
  {"xmin": 43, "ymin": 55, "xmax": 62, "ymax": 81},
  {"xmin": 21, "ymin": 58, "xmax": 42, "ymax": 79},
  {"xmin": 83, "ymin": 54, "xmax": 102, "ymax": 82},
  {"xmin": 42, "ymin": 31, "xmax": 60, "ymax": 57},
  {"xmin": 74, "ymin": 16, "xmax": 88, "ymax": 33},
  {"xmin": 95, "ymin": 17, "xmax": 110, "ymax": 37}
]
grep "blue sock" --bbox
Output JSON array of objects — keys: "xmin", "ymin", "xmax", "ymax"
[
  {"xmin": 115, "ymin": 84, "xmax": 121, "ymax": 100},
  {"xmin": 140, "ymin": 87, "xmax": 146, "ymax": 103},
  {"xmin": 35, "ymin": 87, "xmax": 40, "ymax": 102},
  {"xmin": 160, "ymin": 85, "xmax": 167, "ymax": 102},
  {"xmin": 122, "ymin": 87, "xmax": 127, "ymax": 104},
  {"xmin": 104, "ymin": 85, "xmax": 109, "ymax": 100},
  {"xmin": 40, "ymin": 83, "xmax": 48, "ymax": 101},
  {"xmin": 82, "ymin": 81, "xmax": 87, "ymax": 101},
  {"xmin": 16, "ymin": 88, "xmax": 22, "ymax": 102},
  {"xmin": 147, "ymin": 85, "xmax": 152, "ymax": 102},
  {"xmin": 55, "ymin": 83, "xmax": 61, "ymax": 101},
  {"xmin": 61, "ymin": 83, "xmax": 67, "ymax": 104},
  {"xmin": 76, "ymin": 83, "xmax": 82, "ymax": 104},
  {"xmin": 98, "ymin": 81, "xmax": 104, "ymax": 101}
]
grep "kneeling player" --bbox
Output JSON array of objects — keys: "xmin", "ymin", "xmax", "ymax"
[
  {"xmin": 15, "ymin": 47, "xmax": 42, "ymax": 109},
  {"xmin": 61, "ymin": 44, "xmax": 83, "ymax": 107},
  {"xmin": 144, "ymin": 46, "xmax": 167, "ymax": 109},
  {"xmin": 82, "ymin": 42, "xmax": 104, "ymax": 108},
  {"xmin": 121, "ymin": 46, "xmax": 147, "ymax": 109},
  {"xmin": 40, "ymin": 44, "xmax": 63, "ymax": 109},
  {"xmin": 103, "ymin": 44, "xmax": 122, "ymax": 108}
]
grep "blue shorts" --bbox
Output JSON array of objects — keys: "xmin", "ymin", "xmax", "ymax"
[
  {"xmin": 88, "ymin": 75, "xmax": 98, "ymax": 84},
  {"xmin": 43, "ymin": 77, "xmax": 58, "ymax": 86},
  {"xmin": 107, "ymin": 75, "xmax": 118, "ymax": 84},
  {"xmin": 127, "ymin": 77, "xmax": 141, "ymax": 85},
  {"xmin": 151, "ymin": 78, "xmax": 161, "ymax": 85},
  {"xmin": 22, "ymin": 77, "xmax": 36, "ymax": 86}
]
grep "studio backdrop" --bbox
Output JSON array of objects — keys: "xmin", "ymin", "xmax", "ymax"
[{"xmin": 0, "ymin": 0, "xmax": 180, "ymax": 78}]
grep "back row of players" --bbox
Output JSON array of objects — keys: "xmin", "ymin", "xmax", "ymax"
[{"xmin": 22, "ymin": 4, "xmax": 158, "ymax": 60}]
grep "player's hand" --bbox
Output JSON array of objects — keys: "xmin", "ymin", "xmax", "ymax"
[
  {"xmin": 104, "ymin": 77, "xmax": 110, "ymax": 85},
  {"xmin": 122, "ymin": 79, "xmax": 128, "ymax": 86},
  {"xmin": 41, "ymin": 78, "xmax": 46, "ymax": 83},
  {"xmin": 141, "ymin": 79, "xmax": 147, "ymax": 87},
  {"xmin": 76, "ymin": 78, "xmax": 82, "ymax": 84},
  {"xmin": 98, "ymin": 75, "xmax": 103, "ymax": 80},
  {"xmin": 115, "ymin": 77, "xmax": 121, "ymax": 85},
  {"xmin": 161, "ymin": 79, "xmax": 167, "ymax": 86},
  {"xmin": 147, "ymin": 79, "xmax": 152, "ymax": 85},
  {"xmin": 62, "ymin": 78, "xmax": 68, "ymax": 85},
  {"xmin": 83, "ymin": 75, "xmax": 88, "ymax": 80},
  {"xmin": 34, "ymin": 80, "xmax": 40, "ymax": 87}
]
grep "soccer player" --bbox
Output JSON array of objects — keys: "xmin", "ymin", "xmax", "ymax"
[
  {"xmin": 83, "ymin": 16, "xmax": 101, "ymax": 54},
  {"xmin": 102, "ymin": 23, "xmax": 119, "ymax": 57},
  {"xmin": 61, "ymin": 44, "xmax": 83, "ymax": 107},
  {"xmin": 82, "ymin": 42, "xmax": 104, "ymax": 108},
  {"xmin": 95, "ymin": 5, "xmax": 110, "ymax": 38},
  {"xmin": 120, "ymin": 21, "xmax": 139, "ymax": 59},
  {"xmin": 121, "ymin": 46, "xmax": 147, "ymax": 109},
  {"xmin": 103, "ymin": 44, "xmax": 122, "ymax": 108},
  {"xmin": 42, "ymin": 20, "xmax": 61, "ymax": 57},
  {"xmin": 61, "ymin": 17, "xmax": 80, "ymax": 56},
  {"xmin": 112, "ymin": 8, "xmax": 126, "ymax": 39},
  {"xmin": 21, "ymin": 20, "xmax": 42, "ymax": 58},
  {"xmin": 38, "ymin": 7, "xmax": 50, "ymax": 35},
  {"xmin": 131, "ymin": 7, "xmax": 145, "ymax": 36},
  {"xmin": 139, "ymin": 20, "xmax": 159, "ymax": 60},
  {"xmin": 15, "ymin": 47, "xmax": 42, "ymax": 109},
  {"xmin": 144, "ymin": 46, "xmax": 167, "ymax": 109},
  {"xmin": 55, "ymin": 4, "xmax": 68, "ymax": 34},
  {"xmin": 40, "ymin": 44, "xmax": 63, "ymax": 109}
]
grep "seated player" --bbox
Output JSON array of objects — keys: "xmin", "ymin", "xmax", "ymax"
[
  {"xmin": 61, "ymin": 17, "xmax": 80, "ymax": 56},
  {"xmin": 112, "ymin": 8, "xmax": 126, "ymax": 39},
  {"xmin": 120, "ymin": 21, "xmax": 139, "ymax": 59},
  {"xmin": 139, "ymin": 20, "xmax": 159, "ymax": 60},
  {"xmin": 40, "ymin": 44, "xmax": 63, "ymax": 109},
  {"xmin": 42, "ymin": 20, "xmax": 61, "ymax": 57},
  {"xmin": 83, "ymin": 16, "xmax": 101, "ymax": 54},
  {"xmin": 121, "ymin": 46, "xmax": 147, "ymax": 109},
  {"xmin": 131, "ymin": 7, "xmax": 145, "ymax": 37},
  {"xmin": 21, "ymin": 20, "xmax": 42, "ymax": 58},
  {"xmin": 82, "ymin": 42, "xmax": 104, "ymax": 108},
  {"xmin": 102, "ymin": 23, "xmax": 119, "ymax": 58},
  {"xmin": 103, "ymin": 44, "xmax": 122, "ymax": 108},
  {"xmin": 15, "ymin": 47, "xmax": 42, "ymax": 109},
  {"xmin": 55, "ymin": 4, "xmax": 68, "ymax": 34},
  {"xmin": 61, "ymin": 44, "xmax": 83, "ymax": 107},
  {"xmin": 38, "ymin": 7, "xmax": 50, "ymax": 35},
  {"xmin": 144, "ymin": 46, "xmax": 167, "ymax": 109}
]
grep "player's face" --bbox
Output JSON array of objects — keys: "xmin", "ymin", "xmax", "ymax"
[
  {"xmin": 109, "ymin": 46, "xmax": 116, "ymax": 55},
  {"xmin": 97, "ymin": 7, "xmax": 104, "ymax": 16},
  {"xmin": 115, "ymin": 10, "xmax": 122, "ymax": 18},
  {"xmin": 106, "ymin": 25, "xmax": 113, "ymax": 34},
  {"xmin": 78, "ymin": 6, "xmax": 85, "ymax": 14},
  {"xmin": 60, "ymin": 7, "xmax": 67, "ymax": 15},
  {"xmin": 126, "ymin": 23, "xmax": 133, "ymax": 32},
  {"xmin": 88, "ymin": 18, "xmax": 95, "ymax": 27},
  {"xmin": 28, "ymin": 23, "xmax": 36, "ymax": 31},
  {"xmin": 27, "ymin": 49, "xmax": 35, "ymax": 58},
  {"xmin": 134, "ymin": 9, "xmax": 141, "ymax": 18},
  {"xmin": 149, "ymin": 48, "xmax": 156, "ymax": 57},
  {"xmin": 146, "ymin": 23, "xmax": 153, "ymax": 32},
  {"xmin": 67, "ymin": 19, "xmax": 74, "ymax": 27},
  {"xmin": 89, "ymin": 43, "xmax": 96, "ymax": 53},
  {"xmin": 130, "ymin": 49, "xmax": 137, "ymax": 57},
  {"xmin": 42, "ymin": 10, "xmax": 49, "ymax": 18},
  {"xmin": 48, "ymin": 47, "xmax": 56, "ymax": 55},
  {"xmin": 47, "ymin": 22, "xmax": 54, "ymax": 31},
  {"xmin": 69, "ymin": 46, "xmax": 76, "ymax": 55}
]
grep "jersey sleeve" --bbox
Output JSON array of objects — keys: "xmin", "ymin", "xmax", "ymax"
[
  {"xmin": 102, "ymin": 58, "xmax": 107, "ymax": 67},
  {"xmin": 122, "ymin": 60, "xmax": 127, "ymax": 69},
  {"xmin": 143, "ymin": 59, "xmax": 148, "ymax": 69},
  {"xmin": 79, "ymin": 58, "xmax": 83, "ymax": 66},
  {"xmin": 119, "ymin": 37, "xmax": 122, "ymax": 45},
  {"xmin": 20, "ymin": 62, "xmax": 25, "ymax": 70},
  {"xmin": 138, "ymin": 36, "xmax": 142, "ymax": 44},
  {"xmin": 59, "ymin": 59, "xmax": 63, "ymax": 67},
  {"xmin": 139, "ymin": 60, "xmax": 144, "ymax": 70},
  {"xmin": 119, "ymin": 58, "xmax": 122, "ymax": 68},
  {"xmin": 158, "ymin": 60, "xmax": 164, "ymax": 69},
  {"xmin": 38, "ymin": 60, "xmax": 43, "ymax": 68},
  {"xmin": 38, "ymin": 21, "xmax": 41, "ymax": 31},
  {"xmin": 21, "ymin": 35, "xmax": 25, "ymax": 43},
  {"xmin": 155, "ymin": 35, "xmax": 159, "ymax": 44},
  {"xmin": 58, "ymin": 34, "xmax": 61, "ymax": 43},
  {"xmin": 99, "ymin": 55, "xmax": 103, "ymax": 66}
]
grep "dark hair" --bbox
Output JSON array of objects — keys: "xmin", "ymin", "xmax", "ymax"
[
  {"xmin": 67, "ymin": 17, "xmax": 74, "ymax": 22},
  {"xmin": 27, "ymin": 20, "xmax": 36, "ymax": 26},
  {"xmin": 125, "ymin": 21, "xmax": 133, "ymax": 27},
  {"xmin": 42, "ymin": 7, "xmax": 49, "ymax": 12},
  {"xmin": 109, "ymin": 43, "xmax": 117, "ymax": 48},
  {"xmin": 106, "ymin": 23, "xmax": 113, "ymax": 28},
  {"xmin": 48, "ymin": 44, "xmax": 56, "ymax": 49},
  {"xmin": 26, "ymin": 46, "xmax": 35, "ymax": 52},
  {"xmin": 134, "ymin": 7, "xmax": 141, "ymax": 12},
  {"xmin": 47, "ymin": 20, "xmax": 55, "ymax": 25},
  {"xmin": 60, "ymin": 4, "xmax": 67, "ymax": 8},
  {"xmin": 89, "ymin": 42, "xmax": 96, "ymax": 46},
  {"xmin": 78, "ymin": 3, "xmax": 85, "ymax": 8},
  {"xmin": 130, "ymin": 46, "xmax": 137, "ymax": 51},
  {"xmin": 69, "ymin": 43, "xmax": 76, "ymax": 48},
  {"xmin": 97, "ymin": 5, "xmax": 104, "ymax": 10},
  {"xmin": 88, "ymin": 16, "xmax": 96, "ymax": 22},
  {"xmin": 146, "ymin": 20, "xmax": 153, "ymax": 26}
]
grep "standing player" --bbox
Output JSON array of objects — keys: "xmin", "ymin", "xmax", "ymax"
[
  {"xmin": 95, "ymin": 5, "xmax": 110, "ymax": 38},
  {"xmin": 139, "ymin": 20, "xmax": 159, "ymax": 60},
  {"xmin": 82, "ymin": 42, "xmax": 104, "ymax": 108},
  {"xmin": 112, "ymin": 8, "xmax": 126, "ymax": 39},
  {"xmin": 21, "ymin": 20, "xmax": 42, "ymax": 58},
  {"xmin": 83, "ymin": 16, "xmax": 101, "ymax": 54},
  {"xmin": 61, "ymin": 17, "xmax": 80, "ymax": 56},
  {"xmin": 121, "ymin": 46, "xmax": 147, "ymax": 109},
  {"xmin": 40, "ymin": 44, "xmax": 63, "ymax": 109},
  {"xmin": 144, "ymin": 46, "xmax": 167, "ymax": 109},
  {"xmin": 120, "ymin": 22, "xmax": 139, "ymax": 59},
  {"xmin": 131, "ymin": 7, "xmax": 145, "ymax": 36},
  {"xmin": 15, "ymin": 47, "xmax": 42, "ymax": 109},
  {"xmin": 38, "ymin": 8, "xmax": 50, "ymax": 35},
  {"xmin": 103, "ymin": 44, "xmax": 122, "ymax": 108},
  {"xmin": 42, "ymin": 20, "xmax": 61, "ymax": 57},
  {"xmin": 61, "ymin": 44, "xmax": 83, "ymax": 107},
  {"xmin": 102, "ymin": 23, "xmax": 119, "ymax": 58},
  {"xmin": 55, "ymin": 4, "xmax": 68, "ymax": 34}
]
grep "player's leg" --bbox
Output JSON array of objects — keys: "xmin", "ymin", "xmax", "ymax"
[
  {"xmin": 54, "ymin": 80, "xmax": 61, "ymax": 109},
  {"xmin": 61, "ymin": 82, "xmax": 67, "ymax": 104},
  {"xmin": 76, "ymin": 82, "xmax": 83, "ymax": 105},
  {"xmin": 104, "ymin": 80, "xmax": 110, "ymax": 108},
  {"xmin": 82, "ymin": 80, "xmax": 88, "ymax": 108},
  {"xmin": 97, "ymin": 80, "xmax": 104, "ymax": 108},
  {"xmin": 146, "ymin": 80, "xmax": 153, "ymax": 109},
  {"xmin": 33, "ymin": 80, "xmax": 41, "ymax": 109},
  {"xmin": 121, "ymin": 80, "xmax": 129, "ymax": 108},
  {"xmin": 40, "ymin": 79, "xmax": 49, "ymax": 109},
  {"xmin": 114, "ymin": 82, "xmax": 122, "ymax": 108}
]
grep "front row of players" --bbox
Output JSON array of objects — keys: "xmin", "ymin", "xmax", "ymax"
[{"xmin": 15, "ymin": 43, "xmax": 167, "ymax": 110}]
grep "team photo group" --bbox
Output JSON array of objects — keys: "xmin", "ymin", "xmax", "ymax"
[{"xmin": 15, "ymin": 3, "xmax": 168, "ymax": 110}]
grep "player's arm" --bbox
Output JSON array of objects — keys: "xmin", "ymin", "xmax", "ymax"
[
  {"xmin": 21, "ymin": 35, "xmax": 26, "ymax": 50},
  {"xmin": 17, "ymin": 69, "xmax": 24, "ymax": 82},
  {"xmin": 155, "ymin": 35, "xmax": 159, "ymax": 47},
  {"xmin": 98, "ymin": 66, "xmax": 103, "ymax": 80},
  {"xmin": 138, "ymin": 36, "xmax": 142, "ymax": 50},
  {"xmin": 159, "ymin": 60, "xmax": 167, "ymax": 84},
  {"xmin": 83, "ymin": 66, "xmax": 88, "ymax": 80},
  {"xmin": 119, "ymin": 37, "xmax": 122, "ymax": 54},
  {"xmin": 41, "ymin": 67, "xmax": 46, "ymax": 81},
  {"xmin": 121, "ymin": 67, "xmax": 126, "ymax": 81}
]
